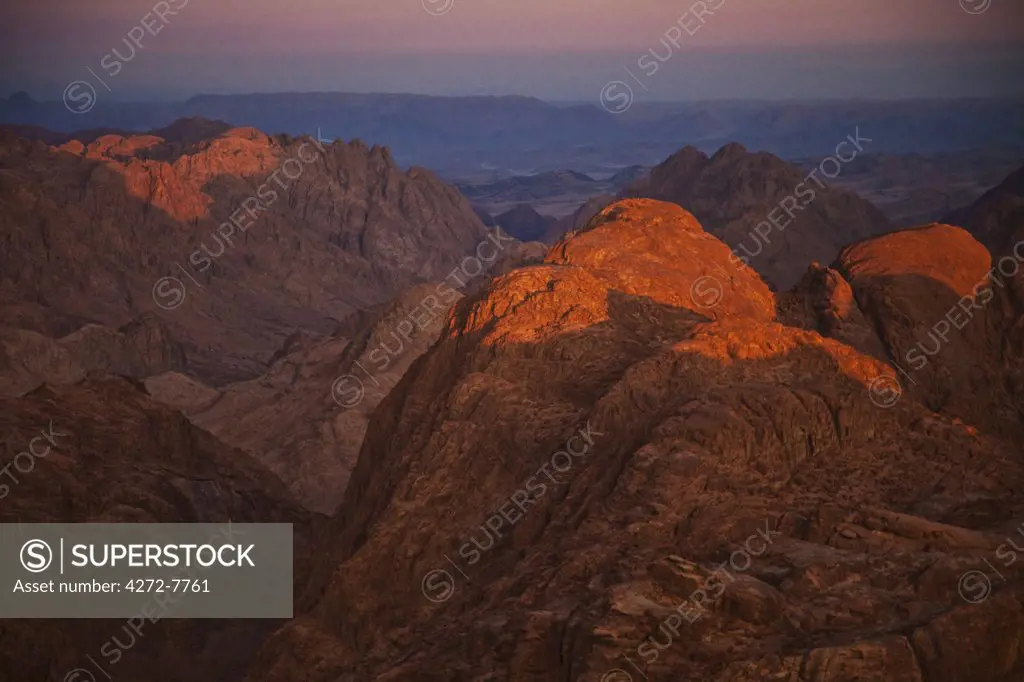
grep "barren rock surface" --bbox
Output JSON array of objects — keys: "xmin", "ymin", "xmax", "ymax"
[
  {"xmin": 243, "ymin": 198, "xmax": 1024, "ymax": 681},
  {"xmin": 0, "ymin": 312, "xmax": 185, "ymax": 397},
  {"xmin": 146, "ymin": 282, "xmax": 466, "ymax": 513},
  {"xmin": 0, "ymin": 126, "xmax": 489, "ymax": 383},
  {"xmin": 622, "ymin": 143, "xmax": 892, "ymax": 289},
  {"xmin": 3, "ymin": 115, "xmax": 1023, "ymax": 681}
]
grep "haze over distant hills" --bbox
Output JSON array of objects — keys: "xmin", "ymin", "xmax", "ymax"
[
  {"xmin": 459, "ymin": 167, "xmax": 643, "ymax": 218},
  {"xmin": 3, "ymin": 92, "xmax": 1022, "ymax": 178}
]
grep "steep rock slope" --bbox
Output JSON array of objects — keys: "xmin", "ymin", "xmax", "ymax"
[
  {"xmin": 943, "ymin": 165, "xmax": 1024, "ymax": 253},
  {"xmin": 622, "ymin": 143, "xmax": 891, "ymax": 289},
  {"xmin": 0, "ymin": 124, "xmax": 489, "ymax": 382},
  {"xmin": 836, "ymin": 224, "xmax": 1019, "ymax": 438},
  {"xmin": 146, "ymin": 282, "xmax": 466, "ymax": 513},
  {"xmin": 0, "ymin": 374, "xmax": 321, "ymax": 682},
  {"xmin": 245, "ymin": 199, "xmax": 1024, "ymax": 681},
  {"xmin": 940, "ymin": 165, "xmax": 1024, "ymax": 445},
  {"xmin": 781, "ymin": 221, "xmax": 1023, "ymax": 440}
]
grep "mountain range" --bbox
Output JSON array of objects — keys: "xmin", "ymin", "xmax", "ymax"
[
  {"xmin": 0, "ymin": 121, "xmax": 492, "ymax": 383},
  {"xmin": 4, "ymin": 92, "xmax": 1022, "ymax": 177},
  {"xmin": 1, "ymin": 118, "xmax": 1023, "ymax": 681},
  {"xmin": 621, "ymin": 142, "xmax": 893, "ymax": 289}
]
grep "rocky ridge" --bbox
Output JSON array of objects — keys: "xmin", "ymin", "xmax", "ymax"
[
  {"xmin": 242, "ymin": 198, "xmax": 1024, "ymax": 681},
  {"xmin": 0, "ymin": 313, "xmax": 186, "ymax": 398},
  {"xmin": 0, "ymin": 124, "xmax": 490, "ymax": 383},
  {"xmin": 622, "ymin": 143, "xmax": 892, "ymax": 289}
]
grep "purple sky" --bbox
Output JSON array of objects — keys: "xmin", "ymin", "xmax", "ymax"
[{"xmin": 2, "ymin": 0, "xmax": 1023, "ymax": 100}]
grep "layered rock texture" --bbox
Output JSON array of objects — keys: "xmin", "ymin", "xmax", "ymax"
[
  {"xmin": 622, "ymin": 144, "xmax": 891, "ymax": 289},
  {"xmin": 239, "ymin": 198, "xmax": 1024, "ymax": 681},
  {"xmin": 942, "ymin": 166, "xmax": 1024, "ymax": 451},
  {"xmin": 0, "ymin": 124, "xmax": 490, "ymax": 383}
]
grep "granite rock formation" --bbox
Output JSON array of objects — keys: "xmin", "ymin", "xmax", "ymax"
[{"xmin": 242, "ymin": 199, "xmax": 1024, "ymax": 681}]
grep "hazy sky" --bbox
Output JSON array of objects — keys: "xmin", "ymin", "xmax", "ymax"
[{"xmin": 2, "ymin": 0, "xmax": 1023, "ymax": 100}]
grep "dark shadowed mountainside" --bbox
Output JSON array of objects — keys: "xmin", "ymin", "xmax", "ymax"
[
  {"xmin": 622, "ymin": 143, "xmax": 892, "ymax": 289},
  {"xmin": 145, "ymin": 282, "xmax": 467, "ymax": 514},
  {"xmin": 0, "ymin": 374, "xmax": 322, "ymax": 682},
  {"xmin": 0, "ymin": 313, "xmax": 185, "ymax": 397},
  {"xmin": 943, "ymin": 166, "xmax": 1024, "ymax": 253},
  {"xmin": 493, "ymin": 204, "xmax": 558, "ymax": 242}
]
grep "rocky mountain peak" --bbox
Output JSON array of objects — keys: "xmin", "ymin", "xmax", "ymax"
[
  {"xmin": 622, "ymin": 141, "xmax": 892, "ymax": 289},
  {"xmin": 0, "ymin": 121, "xmax": 491, "ymax": 382},
  {"xmin": 243, "ymin": 194, "xmax": 1024, "ymax": 682},
  {"xmin": 545, "ymin": 199, "xmax": 775, "ymax": 320}
]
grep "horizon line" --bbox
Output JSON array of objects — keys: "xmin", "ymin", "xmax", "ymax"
[{"xmin": 6, "ymin": 90, "xmax": 1024, "ymax": 106}]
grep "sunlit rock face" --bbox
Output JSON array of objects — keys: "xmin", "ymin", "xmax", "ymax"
[{"xmin": 246, "ymin": 198, "xmax": 1024, "ymax": 682}]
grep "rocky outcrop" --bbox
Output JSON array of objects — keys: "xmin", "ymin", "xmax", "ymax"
[
  {"xmin": 0, "ymin": 313, "xmax": 185, "ymax": 397},
  {"xmin": 243, "ymin": 199, "xmax": 1024, "ymax": 681},
  {"xmin": 941, "ymin": 165, "xmax": 1024, "ymax": 446},
  {"xmin": 777, "ymin": 261, "xmax": 891, "ymax": 362},
  {"xmin": 57, "ymin": 312, "xmax": 186, "ymax": 377},
  {"xmin": 0, "ymin": 124, "xmax": 490, "ymax": 383},
  {"xmin": 836, "ymin": 223, "xmax": 1018, "ymax": 438},
  {"xmin": 622, "ymin": 143, "xmax": 891, "ymax": 289}
]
